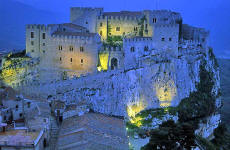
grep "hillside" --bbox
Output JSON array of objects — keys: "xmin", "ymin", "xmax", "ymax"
[
  {"xmin": 0, "ymin": 0, "xmax": 67, "ymax": 51},
  {"xmin": 218, "ymin": 59, "xmax": 230, "ymax": 129}
]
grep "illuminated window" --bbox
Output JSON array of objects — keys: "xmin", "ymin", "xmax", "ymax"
[
  {"xmin": 80, "ymin": 46, "xmax": 84, "ymax": 52},
  {"xmin": 69, "ymin": 46, "xmax": 74, "ymax": 51},
  {"xmin": 70, "ymin": 58, "xmax": 72, "ymax": 62},
  {"xmin": 130, "ymin": 47, "xmax": 135, "ymax": 52},
  {"xmin": 31, "ymin": 41, "xmax": 34, "ymax": 46},
  {"xmin": 116, "ymin": 27, "xmax": 120, "ymax": 31},
  {"xmin": 153, "ymin": 18, "xmax": 157, "ymax": 23},
  {"xmin": 58, "ymin": 45, "xmax": 62, "ymax": 50},
  {"xmin": 42, "ymin": 33, "xmax": 46, "ymax": 39},
  {"xmin": 100, "ymin": 31, "xmax": 103, "ymax": 36},
  {"xmin": 31, "ymin": 32, "xmax": 34, "ymax": 38},
  {"xmin": 161, "ymin": 38, "xmax": 165, "ymax": 41},
  {"xmin": 169, "ymin": 38, "xmax": 172, "ymax": 41},
  {"xmin": 81, "ymin": 59, "xmax": 83, "ymax": 63},
  {"xmin": 100, "ymin": 22, "xmax": 103, "ymax": 27}
]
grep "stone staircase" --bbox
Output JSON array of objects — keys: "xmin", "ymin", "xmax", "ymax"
[{"xmin": 49, "ymin": 116, "xmax": 60, "ymax": 150}]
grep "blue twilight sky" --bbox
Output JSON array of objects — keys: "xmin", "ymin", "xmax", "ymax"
[{"xmin": 0, "ymin": 0, "xmax": 230, "ymax": 58}]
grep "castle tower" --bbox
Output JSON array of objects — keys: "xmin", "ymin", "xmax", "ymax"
[{"xmin": 70, "ymin": 7, "xmax": 103, "ymax": 33}]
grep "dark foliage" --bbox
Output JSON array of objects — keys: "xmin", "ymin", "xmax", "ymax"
[
  {"xmin": 141, "ymin": 120, "xmax": 196, "ymax": 150},
  {"xmin": 178, "ymin": 61, "xmax": 215, "ymax": 123},
  {"xmin": 211, "ymin": 123, "xmax": 230, "ymax": 149}
]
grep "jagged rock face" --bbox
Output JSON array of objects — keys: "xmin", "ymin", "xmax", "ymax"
[{"xmin": 18, "ymin": 50, "xmax": 221, "ymax": 118}]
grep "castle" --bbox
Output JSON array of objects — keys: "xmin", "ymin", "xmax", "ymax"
[
  {"xmin": 0, "ymin": 8, "xmax": 222, "ymax": 145},
  {"xmin": 25, "ymin": 7, "xmax": 209, "ymax": 80}
]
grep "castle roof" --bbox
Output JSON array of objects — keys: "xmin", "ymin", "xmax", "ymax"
[
  {"xmin": 62, "ymin": 23, "xmax": 87, "ymax": 30},
  {"xmin": 52, "ymin": 31, "xmax": 97, "ymax": 37},
  {"xmin": 48, "ymin": 23, "xmax": 87, "ymax": 30}
]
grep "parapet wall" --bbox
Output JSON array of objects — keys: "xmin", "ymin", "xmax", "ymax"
[
  {"xmin": 97, "ymin": 15, "xmax": 140, "ymax": 21},
  {"xmin": 26, "ymin": 24, "xmax": 49, "ymax": 32},
  {"xmin": 124, "ymin": 37, "xmax": 153, "ymax": 43}
]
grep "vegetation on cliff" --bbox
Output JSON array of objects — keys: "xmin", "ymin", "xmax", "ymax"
[{"xmin": 139, "ymin": 60, "xmax": 219, "ymax": 149}]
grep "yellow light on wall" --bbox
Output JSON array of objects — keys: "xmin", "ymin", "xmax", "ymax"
[
  {"xmin": 127, "ymin": 101, "xmax": 146, "ymax": 127},
  {"xmin": 155, "ymin": 79, "xmax": 177, "ymax": 107},
  {"xmin": 1, "ymin": 58, "xmax": 27, "ymax": 86},
  {"xmin": 98, "ymin": 52, "xmax": 109, "ymax": 71}
]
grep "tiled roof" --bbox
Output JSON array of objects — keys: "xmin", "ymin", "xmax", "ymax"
[
  {"xmin": 57, "ymin": 113, "xmax": 128, "ymax": 150},
  {"xmin": 62, "ymin": 23, "xmax": 87, "ymax": 30},
  {"xmin": 48, "ymin": 23, "xmax": 87, "ymax": 30},
  {"xmin": 52, "ymin": 31, "xmax": 97, "ymax": 37}
]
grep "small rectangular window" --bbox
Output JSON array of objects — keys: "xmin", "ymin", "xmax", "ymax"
[
  {"xmin": 130, "ymin": 47, "xmax": 135, "ymax": 52},
  {"xmin": 42, "ymin": 33, "xmax": 46, "ymax": 39},
  {"xmin": 70, "ymin": 58, "xmax": 72, "ymax": 62},
  {"xmin": 80, "ymin": 46, "xmax": 84, "ymax": 52},
  {"xmin": 86, "ymin": 21, "xmax": 88, "ymax": 24},
  {"xmin": 31, "ymin": 50, "xmax": 34, "ymax": 52},
  {"xmin": 58, "ymin": 45, "xmax": 62, "ymax": 50},
  {"xmin": 169, "ymin": 38, "xmax": 172, "ymax": 41},
  {"xmin": 81, "ymin": 59, "xmax": 83, "ymax": 63},
  {"xmin": 144, "ymin": 46, "xmax": 149, "ymax": 51},
  {"xmin": 116, "ymin": 27, "xmax": 120, "ymax": 31},
  {"xmin": 60, "ymin": 57, "xmax": 62, "ymax": 61},
  {"xmin": 31, "ymin": 41, "xmax": 34, "ymax": 46},
  {"xmin": 100, "ymin": 22, "xmax": 103, "ymax": 27},
  {"xmin": 43, "ymin": 43, "xmax": 45, "ymax": 46},
  {"xmin": 153, "ymin": 18, "xmax": 157, "ymax": 23},
  {"xmin": 100, "ymin": 31, "xmax": 102, "ymax": 36},
  {"xmin": 27, "ymin": 102, "xmax": 31, "ymax": 108},
  {"xmin": 69, "ymin": 46, "xmax": 74, "ymax": 51},
  {"xmin": 31, "ymin": 32, "xmax": 34, "ymax": 38},
  {"xmin": 43, "ymin": 50, "xmax": 45, "ymax": 53},
  {"xmin": 161, "ymin": 38, "xmax": 165, "ymax": 41}
]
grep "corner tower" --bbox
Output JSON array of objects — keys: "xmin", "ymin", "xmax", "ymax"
[{"xmin": 70, "ymin": 7, "xmax": 103, "ymax": 33}]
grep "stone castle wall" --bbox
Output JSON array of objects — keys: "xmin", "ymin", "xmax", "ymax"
[
  {"xmin": 17, "ymin": 52, "xmax": 213, "ymax": 117},
  {"xmin": 96, "ymin": 15, "xmax": 141, "ymax": 40},
  {"xmin": 70, "ymin": 7, "xmax": 103, "ymax": 33}
]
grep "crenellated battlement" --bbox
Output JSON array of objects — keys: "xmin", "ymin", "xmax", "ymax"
[
  {"xmin": 97, "ymin": 15, "xmax": 140, "ymax": 21},
  {"xmin": 51, "ymin": 34, "xmax": 96, "ymax": 42},
  {"xmin": 71, "ymin": 7, "xmax": 103, "ymax": 12},
  {"xmin": 26, "ymin": 24, "xmax": 49, "ymax": 31},
  {"xmin": 154, "ymin": 24, "xmax": 179, "ymax": 28},
  {"xmin": 100, "ymin": 45, "xmax": 123, "ymax": 52},
  {"xmin": 124, "ymin": 37, "xmax": 153, "ymax": 43}
]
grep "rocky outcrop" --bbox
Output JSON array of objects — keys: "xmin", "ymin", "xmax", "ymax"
[{"xmin": 18, "ymin": 49, "xmax": 220, "ymax": 119}]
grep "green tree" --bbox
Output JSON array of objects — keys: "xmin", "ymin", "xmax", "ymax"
[{"xmin": 141, "ymin": 120, "xmax": 196, "ymax": 150}]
